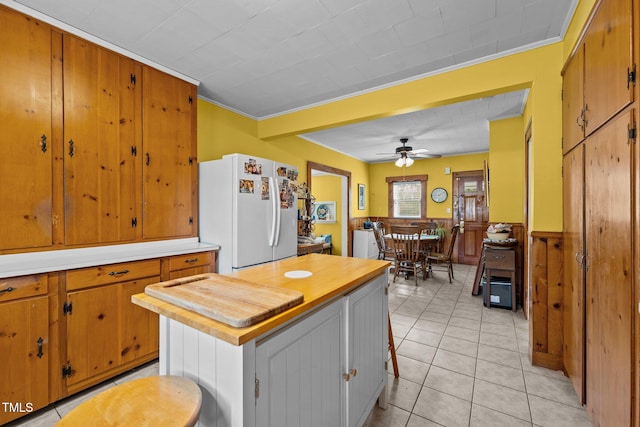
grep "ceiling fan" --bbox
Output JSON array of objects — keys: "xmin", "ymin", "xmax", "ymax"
[{"xmin": 377, "ymin": 137, "xmax": 441, "ymax": 167}]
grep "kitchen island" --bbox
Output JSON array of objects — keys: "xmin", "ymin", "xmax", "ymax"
[{"xmin": 132, "ymin": 254, "xmax": 390, "ymax": 427}]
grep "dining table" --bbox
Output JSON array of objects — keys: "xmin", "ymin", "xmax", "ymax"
[{"xmin": 384, "ymin": 233, "xmax": 440, "ymax": 256}]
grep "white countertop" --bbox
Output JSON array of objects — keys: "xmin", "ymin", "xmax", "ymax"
[{"xmin": 0, "ymin": 238, "xmax": 220, "ymax": 278}]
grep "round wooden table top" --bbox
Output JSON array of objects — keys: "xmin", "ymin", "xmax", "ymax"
[{"xmin": 56, "ymin": 376, "xmax": 202, "ymax": 427}]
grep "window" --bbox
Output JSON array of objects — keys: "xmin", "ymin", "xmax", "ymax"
[{"xmin": 386, "ymin": 175, "xmax": 427, "ymax": 219}]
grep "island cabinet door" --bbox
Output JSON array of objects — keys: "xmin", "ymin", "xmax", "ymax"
[
  {"xmin": 345, "ymin": 275, "xmax": 387, "ymax": 427},
  {"xmin": 255, "ymin": 298, "xmax": 346, "ymax": 427}
]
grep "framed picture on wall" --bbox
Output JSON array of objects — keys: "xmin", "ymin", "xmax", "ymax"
[
  {"xmin": 358, "ymin": 183, "xmax": 365, "ymax": 210},
  {"xmin": 314, "ymin": 201, "xmax": 336, "ymax": 223}
]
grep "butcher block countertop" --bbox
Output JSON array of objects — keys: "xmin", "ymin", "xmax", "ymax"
[{"xmin": 132, "ymin": 254, "xmax": 390, "ymax": 345}]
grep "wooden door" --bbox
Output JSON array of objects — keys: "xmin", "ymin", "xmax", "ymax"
[
  {"xmin": 63, "ymin": 35, "xmax": 140, "ymax": 245},
  {"xmin": 583, "ymin": 0, "xmax": 633, "ymax": 137},
  {"xmin": 562, "ymin": 144, "xmax": 585, "ymax": 404},
  {"xmin": 454, "ymin": 171, "xmax": 488, "ymax": 265},
  {"xmin": 0, "ymin": 8, "xmax": 53, "ymax": 250},
  {"xmin": 142, "ymin": 66, "xmax": 196, "ymax": 239},
  {"xmin": 0, "ymin": 297, "xmax": 49, "ymax": 424},
  {"xmin": 119, "ymin": 276, "xmax": 159, "ymax": 364},
  {"xmin": 562, "ymin": 44, "xmax": 585, "ymax": 155},
  {"xmin": 66, "ymin": 285, "xmax": 120, "ymax": 386},
  {"xmin": 584, "ymin": 112, "xmax": 633, "ymax": 425}
]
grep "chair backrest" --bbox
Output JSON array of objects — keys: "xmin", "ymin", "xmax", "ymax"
[
  {"xmin": 389, "ymin": 225, "xmax": 423, "ymax": 262},
  {"xmin": 411, "ymin": 221, "xmax": 437, "ymax": 234},
  {"xmin": 445, "ymin": 225, "xmax": 461, "ymax": 259},
  {"xmin": 372, "ymin": 224, "xmax": 386, "ymax": 252}
]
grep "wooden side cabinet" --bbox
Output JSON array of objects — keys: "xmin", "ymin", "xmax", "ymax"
[{"xmin": 0, "ymin": 275, "xmax": 49, "ymax": 425}]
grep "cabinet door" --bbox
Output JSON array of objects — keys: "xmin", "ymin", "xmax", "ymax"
[
  {"xmin": 256, "ymin": 299, "xmax": 345, "ymax": 427},
  {"xmin": 562, "ymin": 144, "xmax": 585, "ymax": 403},
  {"xmin": 142, "ymin": 66, "xmax": 196, "ymax": 239},
  {"xmin": 119, "ymin": 276, "xmax": 160, "ymax": 364},
  {"xmin": 0, "ymin": 8, "xmax": 53, "ymax": 250},
  {"xmin": 66, "ymin": 285, "xmax": 120, "ymax": 386},
  {"xmin": 346, "ymin": 276, "xmax": 386, "ymax": 427},
  {"xmin": 583, "ymin": 0, "xmax": 633, "ymax": 136},
  {"xmin": 584, "ymin": 112, "xmax": 633, "ymax": 425},
  {"xmin": 63, "ymin": 35, "xmax": 140, "ymax": 245},
  {"xmin": 0, "ymin": 296, "xmax": 49, "ymax": 424},
  {"xmin": 562, "ymin": 45, "xmax": 585, "ymax": 154}
]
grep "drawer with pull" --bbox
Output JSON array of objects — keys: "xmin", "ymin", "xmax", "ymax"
[
  {"xmin": 484, "ymin": 249, "xmax": 515, "ymax": 270},
  {"xmin": 0, "ymin": 274, "xmax": 48, "ymax": 302},
  {"xmin": 168, "ymin": 251, "xmax": 214, "ymax": 272},
  {"xmin": 66, "ymin": 259, "xmax": 161, "ymax": 291}
]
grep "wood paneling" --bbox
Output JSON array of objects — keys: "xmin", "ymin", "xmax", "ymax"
[{"xmin": 529, "ymin": 232, "xmax": 563, "ymax": 371}]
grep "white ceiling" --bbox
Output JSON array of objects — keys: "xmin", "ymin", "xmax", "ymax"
[{"xmin": 7, "ymin": 0, "xmax": 576, "ymax": 162}]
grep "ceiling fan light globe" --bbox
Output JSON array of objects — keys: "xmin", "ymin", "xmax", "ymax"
[
  {"xmin": 405, "ymin": 157, "xmax": 414, "ymax": 166},
  {"xmin": 395, "ymin": 157, "xmax": 404, "ymax": 167}
]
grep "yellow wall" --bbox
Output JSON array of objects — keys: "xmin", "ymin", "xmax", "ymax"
[
  {"xmin": 197, "ymin": 100, "xmax": 370, "ymax": 217},
  {"xmin": 489, "ymin": 117, "xmax": 525, "ymax": 223},
  {"xmin": 310, "ymin": 174, "xmax": 343, "ymax": 255},
  {"xmin": 368, "ymin": 153, "xmax": 488, "ymax": 220},
  {"xmin": 255, "ymin": 43, "xmax": 563, "ymax": 231},
  {"xmin": 197, "ymin": 0, "xmax": 598, "ymax": 233}
]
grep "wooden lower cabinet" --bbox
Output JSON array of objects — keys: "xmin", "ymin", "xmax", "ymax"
[
  {"xmin": 0, "ymin": 248, "xmax": 218, "ymax": 426},
  {"xmin": 167, "ymin": 251, "xmax": 215, "ymax": 279},
  {"xmin": 64, "ymin": 260, "xmax": 162, "ymax": 391},
  {"xmin": 0, "ymin": 275, "xmax": 49, "ymax": 425}
]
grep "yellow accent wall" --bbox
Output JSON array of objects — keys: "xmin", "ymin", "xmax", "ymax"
[
  {"xmin": 255, "ymin": 43, "xmax": 563, "ymax": 231},
  {"xmin": 310, "ymin": 174, "xmax": 343, "ymax": 255},
  {"xmin": 197, "ymin": 100, "xmax": 370, "ymax": 218},
  {"xmin": 489, "ymin": 117, "xmax": 525, "ymax": 223},
  {"xmin": 368, "ymin": 153, "xmax": 488, "ymax": 220}
]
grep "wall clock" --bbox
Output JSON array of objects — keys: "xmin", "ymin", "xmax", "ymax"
[{"xmin": 431, "ymin": 187, "xmax": 448, "ymax": 203}]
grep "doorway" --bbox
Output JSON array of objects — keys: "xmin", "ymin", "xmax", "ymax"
[
  {"xmin": 453, "ymin": 170, "xmax": 489, "ymax": 265},
  {"xmin": 307, "ymin": 161, "xmax": 351, "ymax": 256}
]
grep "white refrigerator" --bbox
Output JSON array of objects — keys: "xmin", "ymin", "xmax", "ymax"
[{"xmin": 199, "ymin": 153, "xmax": 299, "ymax": 273}]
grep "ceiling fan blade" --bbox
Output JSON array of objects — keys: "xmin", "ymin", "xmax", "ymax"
[
  {"xmin": 413, "ymin": 153, "xmax": 442, "ymax": 159},
  {"xmin": 410, "ymin": 148, "xmax": 429, "ymax": 154}
]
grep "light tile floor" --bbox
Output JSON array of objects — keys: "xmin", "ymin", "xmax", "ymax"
[
  {"xmin": 8, "ymin": 264, "xmax": 593, "ymax": 427},
  {"xmin": 363, "ymin": 264, "xmax": 593, "ymax": 427}
]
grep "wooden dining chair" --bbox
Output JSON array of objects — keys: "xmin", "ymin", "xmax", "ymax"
[
  {"xmin": 372, "ymin": 222, "xmax": 395, "ymax": 261},
  {"xmin": 427, "ymin": 225, "xmax": 460, "ymax": 283},
  {"xmin": 389, "ymin": 225, "xmax": 427, "ymax": 286}
]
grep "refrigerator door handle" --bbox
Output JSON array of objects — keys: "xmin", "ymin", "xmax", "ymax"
[
  {"xmin": 274, "ymin": 179, "xmax": 282, "ymax": 246},
  {"xmin": 268, "ymin": 177, "xmax": 277, "ymax": 247}
]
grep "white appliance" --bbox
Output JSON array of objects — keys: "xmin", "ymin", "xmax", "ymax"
[{"xmin": 199, "ymin": 153, "xmax": 299, "ymax": 273}]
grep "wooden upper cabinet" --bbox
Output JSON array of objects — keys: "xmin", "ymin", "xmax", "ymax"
[
  {"xmin": 63, "ymin": 35, "xmax": 141, "ymax": 246},
  {"xmin": 0, "ymin": 8, "xmax": 53, "ymax": 250},
  {"xmin": 142, "ymin": 66, "xmax": 197, "ymax": 240},
  {"xmin": 583, "ymin": 0, "xmax": 634, "ymax": 136},
  {"xmin": 562, "ymin": 45, "xmax": 585, "ymax": 154}
]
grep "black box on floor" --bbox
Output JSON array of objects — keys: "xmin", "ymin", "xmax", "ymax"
[{"xmin": 482, "ymin": 276, "xmax": 512, "ymax": 309}]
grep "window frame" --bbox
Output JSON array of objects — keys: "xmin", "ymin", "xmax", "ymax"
[{"xmin": 386, "ymin": 174, "xmax": 428, "ymax": 219}]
